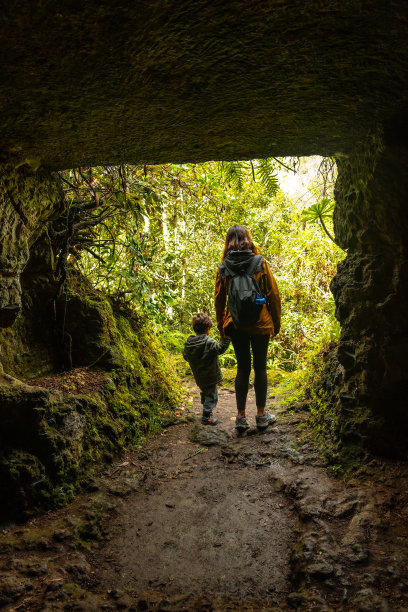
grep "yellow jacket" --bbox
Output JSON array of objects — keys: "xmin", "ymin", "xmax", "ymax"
[{"xmin": 214, "ymin": 257, "xmax": 281, "ymax": 338}]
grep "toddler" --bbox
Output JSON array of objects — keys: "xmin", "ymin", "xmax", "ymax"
[{"xmin": 183, "ymin": 313, "xmax": 230, "ymax": 425}]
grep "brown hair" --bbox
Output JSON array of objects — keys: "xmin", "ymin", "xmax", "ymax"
[
  {"xmin": 192, "ymin": 312, "xmax": 213, "ymax": 334},
  {"xmin": 221, "ymin": 225, "xmax": 261, "ymax": 260}
]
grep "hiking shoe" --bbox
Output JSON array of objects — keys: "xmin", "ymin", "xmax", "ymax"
[
  {"xmin": 235, "ymin": 416, "xmax": 250, "ymax": 433},
  {"xmin": 256, "ymin": 413, "xmax": 277, "ymax": 430},
  {"xmin": 202, "ymin": 416, "xmax": 219, "ymax": 426}
]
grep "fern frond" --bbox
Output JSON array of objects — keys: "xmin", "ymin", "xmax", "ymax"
[
  {"xmin": 257, "ymin": 158, "xmax": 279, "ymax": 196},
  {"xmin": 219, "ymin": 160, "xmax": 246, "ymax": 192}
]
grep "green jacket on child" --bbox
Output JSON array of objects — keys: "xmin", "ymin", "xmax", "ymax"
[{"xmin": 182, "ymin": 335, "xmax": 230, "ymax": 389}]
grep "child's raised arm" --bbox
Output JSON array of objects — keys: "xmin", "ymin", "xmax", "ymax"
[{"xmin": 208, "ymin": 336, "xmax": 230, "ymax": 355}]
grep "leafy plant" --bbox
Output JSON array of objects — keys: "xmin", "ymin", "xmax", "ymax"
[
  {"xmin": 218, "ymin": 158, "xmax": 279, "ymax": 197},
  {"xmin": 256, "ymin": 158, "xmax": 280, "ymax": 196},
  {"xmin": 301, "ymin": 197, "xmax": 337, "ymax": 245}
]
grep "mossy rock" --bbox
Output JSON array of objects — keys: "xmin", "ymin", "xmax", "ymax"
[{"xmin": 0, "ymin": 274, "xmax": 182, "ymax": 520}]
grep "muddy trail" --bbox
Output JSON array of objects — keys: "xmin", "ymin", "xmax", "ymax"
[{"xmin": 1, "ymin": 381, "xmax": 408, "ymax": 611}]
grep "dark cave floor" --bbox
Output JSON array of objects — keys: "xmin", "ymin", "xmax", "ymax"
[{"xmin": 1, "ymin": 381, "xmax": 408, "ymax": 611}]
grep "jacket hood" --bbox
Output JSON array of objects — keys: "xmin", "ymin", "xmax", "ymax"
[
  {"xmin": 182, "ymin": 334, "xmax": 208, "ymax": 360},
  {"xmin": 223, "ymin": 250, "xmax": 257, "ymax": 275}
]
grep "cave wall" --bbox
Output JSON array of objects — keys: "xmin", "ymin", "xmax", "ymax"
[
  {"xmin": 329, "ymin": 136, "xmax": 408, "ymax": 456},
  {"xmin": 0, "ymin": 234, "xmax": 129, "ymax": 381},
  {"xmin": 0, "ymin": 234, "xmax": 62, "ymax": 380},
  {"xmin": 0, "ymin": 272, "xmax": 182, "ymax": 520},
  {"xmin": 0, "ymin": 166, "xmax": 63, "ymax": 331},
  {"xmin": 0, "ymin": 167, "xmax": 184, "ymax": 519}
]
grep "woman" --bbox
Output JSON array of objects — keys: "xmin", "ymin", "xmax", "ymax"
[{"xmin": 214, "ymin": 225, "xmax": 281, "ymax": 432}]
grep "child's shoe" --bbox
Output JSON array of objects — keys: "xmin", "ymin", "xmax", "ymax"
[
  {"xmin": 202, "ymin": 415, "xmax": 219, "ymax": 426},
  {"xmin": 256, "ymin": 412, "xmax": 276, "ymax": 430},
  {"xmin": 235, "ymin": 416, "xmax": 250, "ymax": 433}
]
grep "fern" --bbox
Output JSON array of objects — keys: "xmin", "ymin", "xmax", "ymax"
[
  {"xmin": 301, "ymin": 198, "xmax": 335, "ymax": 222},
  {"xmin": 218, "ymin": 158, "xmax": 279, "ymax": 196},
  {"xmin": 257, "ymin": 158, "xmax": 279, "ymax": 196},
  {"xmin": 219, "ymin": 161, "xmax": 246, "ymax": 192}
]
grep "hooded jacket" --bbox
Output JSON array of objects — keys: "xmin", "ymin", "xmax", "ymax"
[
  {"xmin": 215, "ymin": 250, "xmax": 281, "ymax": 338},
  {"xmin": 182, "ymin": 334, "xmax": 230, "ymax": 389}
]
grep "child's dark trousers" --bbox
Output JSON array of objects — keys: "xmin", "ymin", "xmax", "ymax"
[{"xmin": 200, "ymin": 385, "xmax": 218, "ymax": 418}]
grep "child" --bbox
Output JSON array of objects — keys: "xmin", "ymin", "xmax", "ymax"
[{"xmin": 183, "ymin": 313, "xmax": 230, "ymax": 425}]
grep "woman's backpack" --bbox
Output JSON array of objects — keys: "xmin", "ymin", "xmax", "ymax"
[{"xmin": 220, "ymin": 255, "xmax": 266, "ymax": 326}]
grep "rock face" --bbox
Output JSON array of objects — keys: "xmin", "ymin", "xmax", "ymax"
[
  {"xmin": 0, "ymin": 172, "xmax": 182, "ymax": 520},
  {"xmin": 308, "ymin": 138, "xmax": 408, "ymax": 460},
  {"xmin": 0, "ymin": 2, "xmax": 407, "ymax": 168},
  {"xmin": 330, "ymin": 140, "xmax": 408, "ymax": 457},
  {"xmin": 0, "ymin": 166, "xmax": 62, "ymax": 329},
  {"xmin": 0, "ymin": 273, "xmax": 181, "ymax": 520}
]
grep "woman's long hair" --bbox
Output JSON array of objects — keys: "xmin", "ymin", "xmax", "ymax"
[{"xmin": 221, "ymin": 225, "xmax": 261, "ymax": 260}]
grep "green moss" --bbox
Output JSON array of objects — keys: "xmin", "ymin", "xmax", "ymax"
[
  {"xmin": 278, "ymin": 341, "xmax": 368, "ymax": 476},
  {"xmin": 75, "ymin": 499, "xmax": 107, "ymax": 549},
  {"xmin": 0, "ymin": 273, "xmax": 182, "ymax": 520},
  {"xmin": 61, "ymin": 582, "xmax": 87, "ymax": 600}
]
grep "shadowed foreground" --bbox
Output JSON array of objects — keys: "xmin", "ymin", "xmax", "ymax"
[{"xmin": 1, "ymin": 382, "xmax": 408, "ymax": 610}]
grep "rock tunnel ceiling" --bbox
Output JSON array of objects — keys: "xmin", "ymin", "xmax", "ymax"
[{"xmin": 0, "ymin": 1, "xmax": 407, "ymax": 169}]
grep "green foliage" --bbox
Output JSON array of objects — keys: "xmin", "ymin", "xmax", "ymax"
[
  {"xmin": 252, "ymin": 185, "xmax": 342, "ymax": 369},
  {"xmin": 280, "ymin": 339, "xmax": 330, "ymax": 402},
  {"xmin": 218, "ymin": 344, "xmax": 238, "ymax": 368},
  {"xmin": 218, "ymin": 158, "xmax": 279, "ymax": 196},
  {"xmin": 57, "ymin": 157, "xmax": 343, "ymax": 372},
  {"xmin": 219, "ymin": 161, "xmax": 246, "ymax": 192},
  {"xmin": 158, "ymin": 328, "xmax": 185, "ymax": 354},
  {"xmin": 256, "ymin": 158, "xmax": 280, "ymax": 196},
  {"xmin": 301, "ymin": 197, "xmax": 337, "ymax": 245},
  {"xmin": 301, "ymin": 197, "xmax": 335, "ymax": 223}
]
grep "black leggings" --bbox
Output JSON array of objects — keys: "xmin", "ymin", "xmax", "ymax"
[{"xmin": 229, "ymin": 330, "xmax": 270, "ymax": 412}]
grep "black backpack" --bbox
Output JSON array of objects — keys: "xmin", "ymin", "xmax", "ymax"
[{"xmin": 220, "ymin": 255, "xmax": 266, "ymax": 327}]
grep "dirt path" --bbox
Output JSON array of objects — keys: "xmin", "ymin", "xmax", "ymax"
[
  {"xmin": 89, "ymin": 386, "xmax": 297, "ymax": 608},
  {"xmin": 1, "ymin": 382, "xmax": 408, "ymax": 611}
]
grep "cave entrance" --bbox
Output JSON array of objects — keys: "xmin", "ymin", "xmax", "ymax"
[
  {"xmin": 48, "ymin": 156, "xmax": 343, "ymax": 383},
  {"xmin": 55, "ymin": 149, "xmax": 408, "ymax": 462}
]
